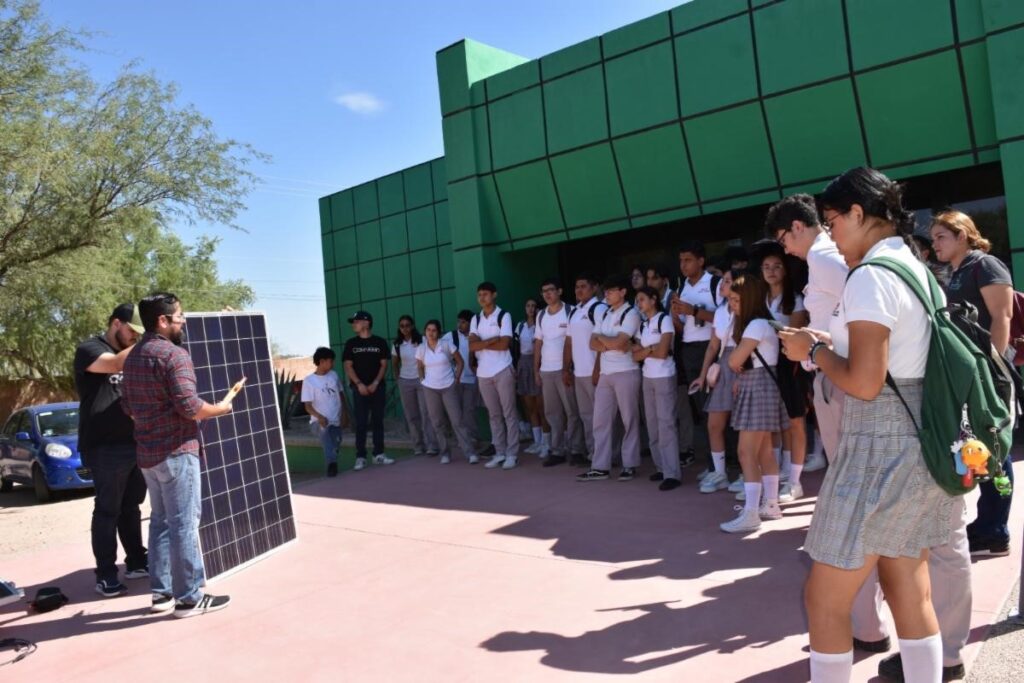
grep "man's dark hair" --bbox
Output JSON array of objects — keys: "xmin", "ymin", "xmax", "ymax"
[
  {"xmin": 724, "ymin": 245, "xmax": 749, "ymax": 267},
  {"xmin": 764, "ymin": 193, "xmax": 821, "ymax": 237},
  {"xmin": 574, "ymin": 272, "xmax": 599, "ymax": 287},
  {"xmin": 477, "ymin": 281, "xmax": 497, "ymax": 293},
  {"xmin": 602, "ymin": 273, "xmax": 630, "ymax": 291},
  {"xmin": 108, "ymin": 303, "xmax": 135, "ymax": 327},
  {"xmin": 138, "ymin": 293, "xmax": 180, "ymax": 333},
  {"xmin": 541, "ymin": 277, "xmax": 562, "ymax": 290},
  {"xmin": 646, "ymin": 263, "xmax": 673, "ymax": 280},
  {"xmin": 313, "ymin": 347, "xmax": 335, "ymax": 364},
  {"xmin": 457, "ymin": 309, "xmax": 474, "ymax": 322},
  {"xmin": 678, "ymin": 240, "xmax": 706, "ymax": 260}
]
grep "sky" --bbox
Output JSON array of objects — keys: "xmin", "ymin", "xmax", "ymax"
[{"xmin": 41, "ymin": 0, "xmax": 683, "ymax": 355}]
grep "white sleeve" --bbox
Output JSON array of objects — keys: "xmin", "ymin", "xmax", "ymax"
[
  {"xmin": 843, "ymin": 267, "xmax": 904, "ymax": 330},
  {"xmin": 794, "ymin": 294, "xmax": 806, "ymax": 313},
  {"xmin": 659, "ymin": 315, "xmax": 674, "ymax": 335},
  {"xmin": 391, "ymin": 343, "xmax": 399, "ymax": 357},
  {"xmin": 534, "ymin": 318, "xmax": 545, "ymax": 342},
  {"xmin": 500, "ymin": 314, "xmax": 513, "ymax": 338},
  {"xmin": 300, "ymin": 375, "xmax": 315, "ymax": 402},
  {"xmin": 621, "ymin": 310, "xmax": 641, "ymax": 337},
  {"xmin": 742, "ymin": 319, "xmax": 771, "ymax": 342}
]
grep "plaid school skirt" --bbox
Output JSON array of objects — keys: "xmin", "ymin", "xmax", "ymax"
[
  {"xmin": 730, "ymin": 366, "xmax": 790, "ymax": 432},
  {"xmin": 704, "ymin": 348, "xmax": 738, "ymax": 413}
]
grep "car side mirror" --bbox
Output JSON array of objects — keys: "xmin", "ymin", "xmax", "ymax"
[{"xmin": 15, "ymin": 431, "xmax": 32, "ymax": 442}]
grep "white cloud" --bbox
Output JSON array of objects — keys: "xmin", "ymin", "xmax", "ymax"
[{"xmin": 333, "ymin": 91, "xmax": 385, "ymax": 114}]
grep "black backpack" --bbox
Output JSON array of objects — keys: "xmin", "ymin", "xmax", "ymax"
[{"xmin": 640, "ymin": 312, "xmax": 673, "ymax": 357}]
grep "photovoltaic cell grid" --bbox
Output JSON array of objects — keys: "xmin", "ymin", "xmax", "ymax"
[{"xmin": 183, "ymin": 312, "xmax": 296, "ymax": 580}]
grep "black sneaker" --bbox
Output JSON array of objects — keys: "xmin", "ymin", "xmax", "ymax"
[
  {"xmin": 658, "ymin": 478, "xmax": 681, "ymax": 491},
  {"xmin": 576, "ymin": 469, "xmax": 610, "ymax": 482},
  {"xmin": 641, "ymin": 448, "xmax": 652, "ymax": 459},
  {"xmin": 649, "ymin": 472, "xmax": 664, "ymax": 482},
  {"xmin": 95, "ymin": 579, "xmax": 127, "ymax": 598},
  {"xmin": 618, "ymin": 468, "xmax": 636, "ymax": 481},
  {"xmin": 174, "ymin": 593, "xmax": 231, "ymax": 619},
  {"xmin": 969, "ymin": 536, "xmax": 1010, "ymax": 556},
  {"xmin": 877, "ymin": 652, "xmax": 965, "ymax": 682},
  {"xmin": 542, "ymin": 455, "xmax": 566, "ymax": 468},
  {"xmin": 679, "ymin": 450, "xmax": 696, "ymax": 468},
  {"xmin": 326, "ymin": 462, "xmax": 338, "ymax": 477},
  {"xmin": 151, "ymin": 593, "xmax": 175, "ymax": 614}
]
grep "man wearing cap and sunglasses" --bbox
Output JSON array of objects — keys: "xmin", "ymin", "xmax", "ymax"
[
  {"xmin": 74, "ymin": 303, "xmax": 149, "ymax": 598},
  {"xmin": 342, "ymin": 311, "xmax": 395, "ymax": 471}
]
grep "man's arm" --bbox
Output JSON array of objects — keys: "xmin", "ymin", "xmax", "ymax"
[
  {"xmin": 981, "ymin": 283, "xmax": 1013, "ymax": 354},
  {"xmin": 85, "ymin": 345, "xmax": 134, "ymax": 374}
]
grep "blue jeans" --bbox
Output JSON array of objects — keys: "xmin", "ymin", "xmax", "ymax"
[
  {"xmin": 142, "ymin": 453, "xmax": 205, "ymax": 603},
  {"xmin": 310, "ymin": 422, "xmax": 342, "ymax": 465},
  {"xmin": 969, "ymin": 453, "xmax": 1015, "ymax": 542}
]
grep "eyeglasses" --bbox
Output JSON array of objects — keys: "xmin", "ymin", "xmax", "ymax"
[
  {"xmin": 164, "ymin": 314, "xmax": 186, "ymax": 324},
  {"xmin": 774, "ymin": 229, "xmax": 790, "ymax": 246},
  {"xmin": 821, "ymin": 211, "xmax": 844, "ymax": 231},
  {"xmin": 541, "ymin": 286, "xmax": 558, "ymax": 294}
]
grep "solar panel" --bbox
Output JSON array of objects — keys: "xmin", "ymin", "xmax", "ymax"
[{"xmin": 183, "ymin": 312, "xmax": 296, "ymax": 580}]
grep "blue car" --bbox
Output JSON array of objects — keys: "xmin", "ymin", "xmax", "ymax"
[{"xmin": 0, "ymin": 402, "xmax": 91, "ymax": 503}]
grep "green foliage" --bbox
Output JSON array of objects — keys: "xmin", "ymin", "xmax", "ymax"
[
  {"xmin": 0, "ymin": 1, "xmax": 263, "ymax": 387},
  {"xmin": 274, "ymin": 367, "xmax": 300, "ymax": 429}
]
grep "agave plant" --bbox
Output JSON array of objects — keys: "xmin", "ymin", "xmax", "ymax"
[{"xmin": 274, "ymin": 367, "xmax": 300, "ymax": 429}]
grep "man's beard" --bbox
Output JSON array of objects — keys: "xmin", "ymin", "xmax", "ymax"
[{"xmin": 168, "ymin": 328, "xmax": 185, "ymax": 346}]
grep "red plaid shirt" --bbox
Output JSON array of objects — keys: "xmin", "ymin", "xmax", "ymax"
[{"xmin": 121, "ymin": 333, "xmax": 204, "ymax": 468}]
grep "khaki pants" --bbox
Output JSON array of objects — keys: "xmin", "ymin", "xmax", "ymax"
[
  {"xmin": 478, "ymin": 366, "xmax": 519, "ymax": 458},
  {"xmin": 540, "ymin": 370, "xmax": 584, "ymax": 456},
  {"xmin": 592, "ymin": 370, "xmax": 641, "ymax": 471},
  {"xmin": 574, "ymin": 376, "xmax": 597, "ymax": 458},
  {"xmin": 643, "ymin": 375, "xmax": 680, "ymax": 480}
]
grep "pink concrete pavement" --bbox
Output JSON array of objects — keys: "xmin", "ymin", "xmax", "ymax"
[{"xmin": 1, "ymin": 455, "xmax": 1021, "ymax": 682}]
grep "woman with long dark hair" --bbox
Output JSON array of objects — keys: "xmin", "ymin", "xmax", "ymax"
[
  {"xmin": 782, "ymin": 167, "xmax": 954, "ymax": 682},
  {"xmin": 392, "ymin": 315, "xmax": 437, "ymax": 456}
]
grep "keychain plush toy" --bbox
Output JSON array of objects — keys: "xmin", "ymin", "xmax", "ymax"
[{"xmin": 954, "ymin": 438, "xmax": 990, "ymax": 488}]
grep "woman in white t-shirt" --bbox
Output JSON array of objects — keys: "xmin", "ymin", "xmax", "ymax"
[
  {"xmin": 392, "ymin": 315, "xmax": 438, "ymax": 456},
  {"xmin": 515, "ymin": 298, "xmax": 550, "ymax": 456},
  {"xmin": 632, "ymin": 286, "xmax": 680, "ymax": 490},
  {"xmin": 761, "ymin": 248, "xmax": 811, "ymax": 503},
  {"xmin": 719, "ymin": 273, "xmax": 789, "ymax": 534},
  {"xmin": 781, "ymin": 168, "xmax": 953, "ymax": 683},
  {"xmin": 415, "ymin": 320, "xmax": 478, "ymax": 465}
]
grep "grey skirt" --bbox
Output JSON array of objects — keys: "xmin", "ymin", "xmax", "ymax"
[
  {"xmin": 730, "ymin": 366, "xmax": 789, "ymax": 432},
  {"xmin": 516, "ymin": 357, "xmax": 540, "ymax": 396},
  {"xmin": 704, "ymin": 348, "xmax": 738, "ymax": 413},
  {"xmin": 804, "ymin": 379, "xmax": 956, "ymax": 570}
]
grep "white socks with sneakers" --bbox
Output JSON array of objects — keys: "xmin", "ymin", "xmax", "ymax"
[
  {"xmin": 532, "ymin": 427, "xmax": 542, "ymax": 445},
  {"xmin": 762, "ymin": 474, "xmax": 779, "ymax": 504},
  {"xmin": 712, "ymin": 451, "xmax": 726, "ymax": 475},
  {"xmin": 782, "ymin": 449, "xmax": 792, "ymax": 476},
  {"xmin": 790, "ymin": 463, "xmax": 803, "ymax": 487},
  {"xmin": 899, "ymin": 634, "xmax": 943, "ymax": 683},
  {"xmin": 743, "ymin": 482, "xmax": 762, "ymax": 514},
  {"xmin": 809, "ymin": 649, "xmax": 852, "ymax": 682}
]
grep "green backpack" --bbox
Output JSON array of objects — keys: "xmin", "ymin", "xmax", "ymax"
[{"xmin": 849, "ymin": 256, "xmax": 1014, "ymax": 497}]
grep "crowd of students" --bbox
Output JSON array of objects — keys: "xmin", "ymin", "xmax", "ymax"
[{"xmin": 301, "ymin": 166, "xmax": 1018, "ymax": 682}]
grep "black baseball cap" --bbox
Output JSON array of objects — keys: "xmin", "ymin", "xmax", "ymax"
[
  {"xmin": 347, "ymin": 310, "xmax": 373, "ymax": 324},
  {"xmin": 109, "ymin": 303, "xmax": 145, "ymax": 334}
]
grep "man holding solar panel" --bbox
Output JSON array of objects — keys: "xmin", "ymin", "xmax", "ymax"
[{"xmin": 121, "ymin": 293, "xmax": 236, "ymax": 618}]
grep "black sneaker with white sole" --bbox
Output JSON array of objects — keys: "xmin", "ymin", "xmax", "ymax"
[
  {"xmin": 576, "ymin": 469, "xmax": 610, "ymax": 482},
  {"xmin": 151, "ymin": 593, "xmax": 175, "ymax": 614},
  {"xmin": 173, "ymin": 593, "xmax": 231, "ymax": 619},
  {"xmin": 679, "ymin": 450, "xmax": 696, "ymax": 468},
  {"xmin": 95, "ymin": 579, "xmax": 128, "ymax": 598},
  {"xmin": 618, "ymin": 468, "xmax": 636, "ymax": 481}
]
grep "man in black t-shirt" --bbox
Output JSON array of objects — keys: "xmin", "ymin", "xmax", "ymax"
[
  {"xmin": 73, "ymin": 303, "xmax": 149, "ymax": 598},
  {"xmin": 342, "ymin": 311, "xmax": 394, "ymax": 471}
]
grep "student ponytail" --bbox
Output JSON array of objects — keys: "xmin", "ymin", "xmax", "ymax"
[{"xmin": 819, "ymin": 167, "xmax": 918, "ymax": 254}]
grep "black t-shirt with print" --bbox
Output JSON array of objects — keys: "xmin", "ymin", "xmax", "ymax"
[
  {"xmin": 343, "ymin": 335, "xmax": 389, "ymax": 386},
  {"xmin": 73, "ymin": 335, "xmax": 135, "ymax": 451},
  {"xmin": 947, "ymin": 250, "xmax": 1012, "ymax": 332}
]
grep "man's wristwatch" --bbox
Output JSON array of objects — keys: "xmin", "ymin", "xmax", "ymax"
[{"xmin": 809, "ymin": 341, "xmax": 828, "ymax": 364}]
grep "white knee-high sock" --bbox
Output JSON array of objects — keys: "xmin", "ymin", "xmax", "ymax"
[
  {"xmin": 899, "ymin": 634, "xmax": 942, "ymax": 683},
  {"xmin": 762, "ymin": 474, "xmax": 779, "ymax": 503},
  {"xmin": 743, "ymin": 482, "xmax": 762, "ymax": 514},
  {"xmin": 782, "ymin": 450, "xmax": 792, "ymax": 476},
  {"xmin": 809, "ymin": 649, "xmax": 852, "ymax": 682},
  {"xmin": 789, "ymin": 463, "xmax": 804, "ymax": 487},
  {"xmin": 712, "ymin": 451, "xmax": 726, "ymax": 475},
  {"xmin": 532, "ymin": 427, "xmax": 542, "ymax": 445}
]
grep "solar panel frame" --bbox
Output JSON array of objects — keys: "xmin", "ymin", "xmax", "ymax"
[{"xmin": 183, "ymin": 311, "xmax": 297, "ymax": 581}]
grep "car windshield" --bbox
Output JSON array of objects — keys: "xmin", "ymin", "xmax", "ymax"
[{"xmin": 36, "ymin": 409, "xmax": 79, "ymax": 437}]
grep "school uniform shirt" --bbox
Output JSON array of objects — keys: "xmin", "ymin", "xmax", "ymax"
[
  {"xmin": 300, "ymin": 371, "xmax": 343, "ymax": 426},
  {"xmin": 567, "ymin": 298, "xmax": 607, "ymax": 378},
  {"xmin": 678, "ymin": 271, "xmax": 718, "ymax": 343},
  {"xmin": 639, "ymin": 313, "xmax": 676, "ymax": 379},
  {"xmin": 517, "ymin": 322, "xmax": 536, "ymax": 357},
  {"xmin": 947, "ymin": 249, "xmax": 1012, "ymax": 332},
  {"xmin": 597, "ymin": 304, "xmax": 641, "ymax": 375},
  {"xmin": 743, "ymin": 319, "xmax": 781, "ymax": 368},
  {"xmin": 455, "ymin": 331, "xmax": 476, "ymax": 384},
  {"xmin": 535, "ymin": 304, "xmax": 571, "ymax": 372},
  {"xmin": 713, "ymin": 305, "xmax": 735, "ymax": 348},
  {"xmin": 767, "ymin": 293, "xmax": 806, "ymax": 327},
  {"xmin": 392, "ymin": 340, "xmax": 421, "ymax": 380},
  {"xmin": 830, "ymin": 237, "xmax": 937, "ymax": 379},
  {"xmin": 469, "ymin": 307, "xmax": 513, "ymax": 379},
  {"xmin": 342, "ymin": 335, "xmax": 389, "ymax": 386},
  {"xmin": 804, "ymin": 231, "xmax": 849, "ymax": 333},
  {"xmin": 415, "ymin": 338, "xmax": 457, "ymax": 390}
]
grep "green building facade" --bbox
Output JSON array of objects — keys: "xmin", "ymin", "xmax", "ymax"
[{"xmin": 320, "ymin": 0, "xmax": 1024, "ymax": 356}]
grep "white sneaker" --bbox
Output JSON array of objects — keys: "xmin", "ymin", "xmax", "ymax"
[
  {"xmin": 524, "ymin": 442, "xmax": 541, "ymax": 455},
  {"xmin": 440, "ymin": 454, "xmax": 451, "ymax": 465},
  {"xmin": 484, "ymin": 454, "xmax": 507, "ymax": 469},
  {"xmin": 467, "ymin": 454, "xmax": 480, "ymax": 465},
  {"xmin": 372, "ymin": 454, "xmax": 395, "ymax": 465},
  {"xmin": 735, "ymin": 490, "xmax": 746, "ymax": 502},
  {"xmin": 804, "ymin": 452, "xmax": 827, "ymax": 472},
  {"xmin": 501, "ymin": 455, "xmax": 518, "ymax": 470},
  {"xmin": 778, "ymin": 482, "xmax": 803, "ymax": 503},
  {"xmin": 696, "ymin": 468, "xmax": 713, "ymax": 481},
  {"xmin": 354, "ymin": 457, "xmax": 366, "ymax": 471},
  {"xmin": 727, "ymin": 475, "xmax": 745, "ymax": 493},
  {"xmin": 538, "ymin": 444, "xmax": 550, "ymax": 458},
  {"xmin": 779, "ymin": 469, "xmax": 790, "ymax": 483},
  {"xmin": 720, "ymin": 506, "xmax": 762, "ymax": 534},
  {"xmin": 759, "ymin": 500, "xmax": 783, "ymax": 520},
  {"xmin": 699, "ymin": 472, "xmax": 729, "ymax": 494}
]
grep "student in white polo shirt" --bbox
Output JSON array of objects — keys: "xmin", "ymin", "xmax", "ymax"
[
  {"xmin": 645, "ymin": 263, "xmax": 675, "ymax": 312},
  {"xmin": 416, "ymin": 319, "xmax": 478, "ymax": 465},
  {"xmin": 454, "ymin": 309, "xmax": 483, "ymax": 451},
  {"xmin": 577, "ymin": 274, "xmax": 642, "ymax": 482},
  {"xmin": 669, "ymin": 241, "xmax": 719, "ymax": 473},
  {"xmin": 533, "ymin": 277, "xmax": 584, "ymax": 467},
  {"xmin": 468, "ymin": 281, "xmax": 519, "ymax": 470},
  {"xmin": 565, "ymin": 273, "xmax": 607, "ymax": 464},
  {"xmin": 391, "ymin": 315, "xmax": 438, "ymax": 456}
]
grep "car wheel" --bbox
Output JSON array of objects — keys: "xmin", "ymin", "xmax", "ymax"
[
  {"xmin": 0, "ymin": 476, "xmax": 12, "ymax": 493},
  {"xmin": 32, "ymin": 465, "xmax": 52, "ymax": 503}
]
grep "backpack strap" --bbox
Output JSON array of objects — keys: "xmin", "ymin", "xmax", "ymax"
[
  {"xmin": 514, "ymin": 321, "xmax": 524, "ymax": 340},
  {"xmin": 537, "ymin": 308, "xmax": 545, "ymax": 327},
  {"xmin": 499, "ymin": 310, "xmax": 509, "ymax": 328},
  {"xmin": 849, "ymin": 256, "xmax": 940, "ymax": 315},
  {"xmin": 753, "ymin": 348, "xmax": 782, "ymax": 389},
  {"xmin": 618, "ymin": 304, "xmax": 634, "ymax": 326},
  {"xmin": 588, "ymin": 303, "xmax": 599, "ymax": 325},
  {"xmin": 710, "ymin": 274, "xmax": 722, "ymax": 308}
]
